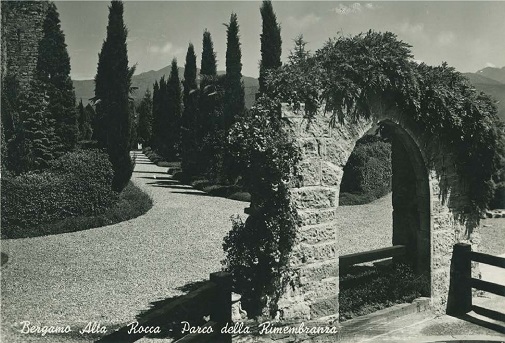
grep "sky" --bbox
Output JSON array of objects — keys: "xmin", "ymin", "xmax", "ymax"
[{"xmin": 55, "ymin": 1, "xmax": 505, "ymax": 80}]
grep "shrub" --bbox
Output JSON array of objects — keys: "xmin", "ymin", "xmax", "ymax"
[
  {"xmin": 339, "ymin": 263, "xmax": 430, "ymax": 321},
  {"xmin": 223, "ymin": 96, "xmax": 301, "ymax": 318},
  {"xmin": 340, "ymin": 135, "xmax": 391, "ymax": 199},
  {"xmin": 1, "ymin": 149, "xmax": 118, "ymax": 238}
]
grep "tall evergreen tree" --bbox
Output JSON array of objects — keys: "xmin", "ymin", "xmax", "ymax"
[
  {"xmin": 201, "ymin": 30, "xmax": 217, "ymax": 77},
  {"xmin": 94, "ymin": 0, "xmax": 134, "ymax": 191},
  {"xmin": 181, "ymin": 43, "xmax": 199, "ymax": 174},
  {"xmin": 259, "ymin": 0, "xmax": 282, "ymax": 94},
  {"xmin": 157, "ymin": 76, "xmax": 168, "ymax": 156},
  {"xmin": 288, "ymin": 34, "xmax": 310, "ymax": 65},
  {"xmin": 151, "ymin": 80, "xmax": 160, "ymax": 149},
  {"xmin": 77, "ymin": 100, "xmax": 93, "ymax": 140},
  {"xmin": 16, "ymin": 80, "xmax": 57, "ymax": 172},
  {"xmin": 36, "ymin": 2, "xmax": 78, "ymax": 152},
  {"xmin": 183, "ymin": 43, "xmax": 198, "ymax": 108},
  {"xmin": 137, "ymin": 89, "xmax": 153, "ymax": 146},
  {"xmin": 165, "ymin": 59, "xmax": 182, "ymax": 160},
  {"xmin": 224, "ymin": 13, "xmax": 245, "ymax": 131}
]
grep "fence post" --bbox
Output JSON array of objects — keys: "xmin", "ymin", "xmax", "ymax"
[
  {"xmin": 447, "ymin": 243, "xmax": 472, "ymax": 315},
  {"xmin": 210, "ymin": 271, "xmax": 232, "ymax": 343}
]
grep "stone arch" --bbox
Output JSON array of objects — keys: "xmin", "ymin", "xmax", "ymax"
[{"xmin": 279, "ymin": 101, "xmax": 479, "ymax": 321}]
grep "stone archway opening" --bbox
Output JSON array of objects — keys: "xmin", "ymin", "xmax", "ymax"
[{"xmin": 336, "ymin": 119, "xmax": 431, "ymax": 320}]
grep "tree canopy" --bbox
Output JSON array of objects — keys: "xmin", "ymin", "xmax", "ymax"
[{"xmin": 264, "ymin": 30, "xmax": 505, "ymax": 213}]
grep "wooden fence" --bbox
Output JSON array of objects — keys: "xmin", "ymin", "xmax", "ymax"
[
  {"xmin": 96, "ymin": 272, "xmax": 232, "ymax": 343},
  {"xmin": 448, "ymin": 243, "xmax": 505, "ymax": 315},
  {"xmin": 339, "ymin": 245, "xmax": 406, "ymax": 268}
]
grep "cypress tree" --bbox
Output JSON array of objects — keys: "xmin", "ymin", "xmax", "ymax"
[
  {"xmin": 259, "ymin": 0, "xmax": 282, "ymax": 94},
  {"xmin": 94, "ymin": 0, "xmax": 134, "ymax": 191},
  {"xmin": 157, "ymin": 76, "xmax": 168, "ymax": 156},
  {"xmin": 137, "ymin": 89, "xmax": 153, "ymax": 146},
  {"xmin": 182, "ymin": 43, "xmax": 199, "ymax": 175},
  {"xmin": 201, "ymin": 30, "xmax": 217, "ymax": 77},
  {"xmin": 17, "ymin": 80, "xmax": 57, "ymax": 172},
  {"xmin": 151, "ymin": 80, "xmax": 160, "ymax": 149},
  {"xmin": 166, "ymin": 59, "xmax": 182, "ymax": 160},
  {"xmin": 77, "ymin": 100, "xmax": 92, "ymax": 140},
  {"xmin": 224, "ymin": 13, "xmax": 245, "ymax": 131},
  {"xmin": 183, "ymin": 43, "xmax": 197, "ymax": 108},
  {"xmin": 36, "ymin": 2, "xmax": 78, "ymax": 153}
]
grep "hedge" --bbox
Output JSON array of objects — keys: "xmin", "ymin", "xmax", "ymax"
[{"xmin": 1, "ymin": 149, "xmax": 118, "ymax": 238}]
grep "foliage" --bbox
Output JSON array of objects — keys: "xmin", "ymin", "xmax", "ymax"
[
  {"xmin": 1, "ymin": 149, "xmax": 118, "ymax": 238},
  {"xmin": 340, "ymin": 135, "xmax": 392, "ymax": 199},
  {"xmin": 223, "ymin": 96, "xmax": 301, "ymax": 317},
  {"xmin": 224, "ymin": 13, "xmax": 245, "ymax": 132},
  {"xmin": 2, "ymin": 180, "xmax": 150, "ymax": 239},
  {"xmin": 137, "ymin": 89, "xmax": 153, "ymax": 145},
  {"xmin": 165, "ymin": 59, "xmax": 183, "ymax": 160},
  {"xmin": 259, "ymin": 0, "xmax": 282, "ymax": 94},
  {"xmin": 1, "ymin": 74, "xmax": 19, "ymax": 173},
  {"xmin": 77, "ymin": 100, "xmax": 93, "ymax": 140},
  {"xmin": 9, "ymin": 80, "xmax": 58, "ymax": 173},
  {"xmin": 36, "ymin": 2, "xmax": 78, "ymax": 153},
  {"xmin": 201, "ymin": 29, "xmax": 217, "ymax": 77},
  {"xmin": 288, "ymin": 34, "xmax": 311, "ymax": 65},
  {"xmin": 181, "ymin": 43, "xmax": 199, "ymax": 175},
  {"xmin": 151, "ymin": 80, "xmax": 161, "ymax": 149},
  {"xmin": 94, "ymin": 0, "xmax": 135, "ymax": 191},
  {"xmin": 339, "ymin": 263, "xmax": 430, "ymax": 321},
  {"xmin": 265, "ymin": 30, "xmax": 505, "ymax": 213}
]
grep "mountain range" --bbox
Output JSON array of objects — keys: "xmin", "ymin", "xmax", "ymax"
[
  {"xmin": 73, "ymin": 65, "xmax": 505, "ymax": 121},
  {"xmin": 73, "ymin": 66, "xmax": 259, "ymax": 109},
  {"xmin": 463, "ymin": 66, "xmax": 505, "ymax": 122}
]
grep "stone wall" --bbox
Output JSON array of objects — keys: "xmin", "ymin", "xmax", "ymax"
[
  {"xmin": 1, "ymin": 1, "xmax": 49, "ymax": 88},
  {"xmin": 277, "ymin": 100, "xmax": 480, "ymax": 321}
]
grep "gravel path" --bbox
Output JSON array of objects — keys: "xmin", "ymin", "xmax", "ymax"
[{"xmin": 0, "ymin": 152, "xmax": 247, "ymax": 343}]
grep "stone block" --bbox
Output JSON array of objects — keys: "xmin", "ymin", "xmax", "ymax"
[
  {"xmin": 322, "ymin": 138, "xmax": 352, "ymax": 167},
  {"xmin": 290, "ymin": 241, "xmax": 336, "ymax": 266},
  {"xmin": 433, "ymin": 214, "xmax": 453, "ymax": 231},
  {"xmin": 299, "ymin": 260, "xmax": 339, "ymax": 282},
  {"xmin": 291, "ymin": 186, "xmax": 338, "ymax": 210},
  {"xmin": 299, "ymin": 223, "xmax": 335, "ymax": 244},
  {"xmin": 298, "ymin": 159, "xmax": 322, "ymax": 187},
  {"xmin": 433, "ymin": 230, "xmax": 455, "ymax": 256},
  {"xmin": 298, "ymin": 138, "xmax": 320, "ymax": 158},
  {"xmin": 298, "ymin": 209, "xmax": 336, "ymax": 226},
  {"xmin": 321, "ymin": 161, "xmax": 343, "ymax": 187},
  {"xmin": 303, "ymin": 277, "xmax": 338, "ymax": 301}
]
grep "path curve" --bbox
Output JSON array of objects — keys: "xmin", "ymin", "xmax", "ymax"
[{"xmin": 1, "ymin": 152, "xmax": 247, "ymax": 342}]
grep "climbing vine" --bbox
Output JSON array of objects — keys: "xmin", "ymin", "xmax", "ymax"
[
  {"xmin": 223, "ymin": 96, "xmax": 301, "ymax": 317},
  {"xmin": 223, "ymin": 30, "xmax": 504, "ymax": 318},
  {"xmin": 265, "ymin": 30, "xmax": 505, "ymax": 213}
]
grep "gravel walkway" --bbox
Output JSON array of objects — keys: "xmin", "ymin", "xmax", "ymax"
[{"xmin": 0, "ymin": 152, "xmax": 247, "ymax": 343}]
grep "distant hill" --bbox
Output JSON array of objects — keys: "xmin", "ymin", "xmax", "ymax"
[
  {"xmin": 475, "ymin": 66, "xmax": 505, "ymax": 84},
  {"xmin": 73, "ymin": 66, "xmax": 259, "ymax": 109},
  {"xmin": 463, "ymin": 67, "xmax": 505, "ymax": 122}
]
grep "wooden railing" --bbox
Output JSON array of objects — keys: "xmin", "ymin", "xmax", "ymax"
[
  {"xmin": 448, "ymin": 243, "xmax": 505, "ymax": 315},
  {"xmin": 339, "ymin": 245, "xmax": 406, "ymax": 268},
  {"xmin": 96, "ymin": 272, "xmax": 231, "ymax": 343}
]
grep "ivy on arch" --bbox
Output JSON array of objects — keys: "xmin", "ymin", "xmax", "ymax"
[{"xmin": 265, "ymin": 30, "xmax": 505, "ymax": 213}]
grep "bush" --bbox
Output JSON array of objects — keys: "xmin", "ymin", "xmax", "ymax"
[
  {"xmin": 1, "ymin": 149, "xmax": 118, "ymax": 238},
  {"xmin": 223, "ymin": 97, "xmax": 301, "ymax": 318},
  {"xmin": 339, "ymin": 263, "xmax": 430, "ymax": 321},
  {"xmin": 340, "ymin": 135, "xmax": 391, "ymax": 203}
]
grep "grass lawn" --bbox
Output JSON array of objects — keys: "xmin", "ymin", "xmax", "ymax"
[
  {"xmin": 2, "ymin": 181, "xmax": 152, "ymax": 239},
  {"xmin": 479, "ymin": 217, "xmax": 505, "ymax": 255}
]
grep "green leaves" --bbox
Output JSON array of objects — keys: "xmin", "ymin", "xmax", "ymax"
[{"xmin": 265, "ymin": 30, "xmax": 504, "ymax": 212}]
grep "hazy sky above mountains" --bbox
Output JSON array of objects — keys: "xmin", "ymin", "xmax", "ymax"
[{"xmin": 56, "ymin": 1, "xmax": 505, "ymax": 80}]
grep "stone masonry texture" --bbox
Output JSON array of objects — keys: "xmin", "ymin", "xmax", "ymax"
[{"xmin": 275, "ymin": 101, "xmax": 480, "ymax": 321}]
